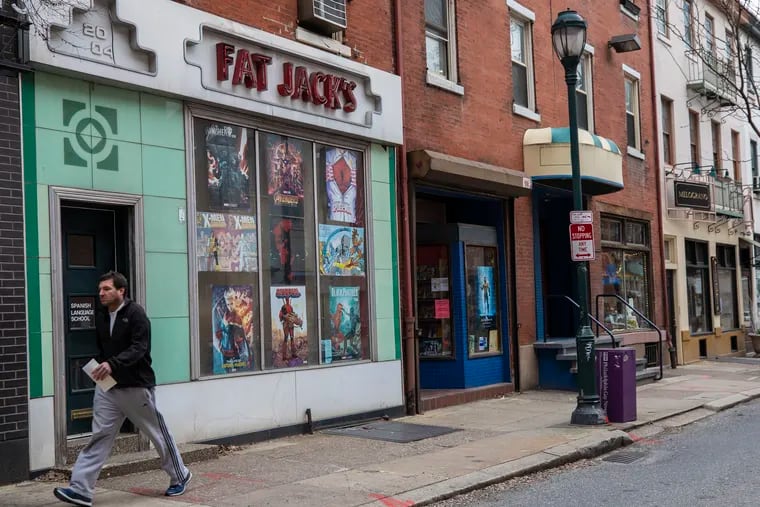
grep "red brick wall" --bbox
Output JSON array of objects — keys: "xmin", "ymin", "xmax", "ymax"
[
  {"xmin": 401, "ymin": 0, "xmax": 663, "ymax": 343},
  {"xmin": 175, "ymin": 0, "xmax": 395, "ymax": 70}
]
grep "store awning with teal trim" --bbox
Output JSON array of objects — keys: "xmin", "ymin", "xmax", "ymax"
[{"xmin": 523, "ymin": 127, "xmax": 624, "ymax": 195}]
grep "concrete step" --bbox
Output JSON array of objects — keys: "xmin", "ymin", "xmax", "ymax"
[
  {"xmin": 54, "ymin": 443, "xmax": 219, "ymax": 480},
  {"xmin": 636, "ymin": 367, "xmax": 659, "ymax": 384},
  {"xmin": 66, "ymin": 433, "xmax": 143, "ymax": 464}
]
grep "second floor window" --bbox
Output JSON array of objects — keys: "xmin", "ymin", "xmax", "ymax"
[
  {"xmin": 705, "ymin": 14, "xmax": 715, "ymax": 56},
  {"xmin": 625, "ymin": 75, "xmax": 640, "ymax": 150},
  {"xmin": 576, "ymin": 53, "xmax": 593, "ymax": 131},
  {"xmin": 510, "ymin": 14, "xmax": 536, "ymax": 112},
  {"xmin": 751, "ymin": 140, "xmax": 758, "ymax": 179},
  {"xmin": 689, "ymin": 110, "xmax": 700, "ymax": 169},
  {"xmin": 655, "ymin": 0, "xmax": 669, "ymax": 37},
  {"xmin": 425, "ymin": 0, "xmax": 457, "ymax": 81},
  {"xmin": 661, "ymin": 96, "xmax": 674, "ymax": 165},
  {"xmin": 683, "ymin": 0, "xmax": 693, "ymax": 47},
  {"xmin": 711, "ymin": 121, "xmax": 721, "ymax": 172}
]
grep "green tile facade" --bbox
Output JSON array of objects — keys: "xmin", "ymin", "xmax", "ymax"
[
  {"xmin": 24, "ymin": 71, "xmax": 400, "ymax": 399},
  {"xmin": 24, "ymin": 72, "xmax": 190, "ymax": 397}
]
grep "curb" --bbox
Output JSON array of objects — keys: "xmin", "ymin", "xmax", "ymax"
[{"xmin": 367, "ymin": 430, "xmax": 632, "ymax": 506}]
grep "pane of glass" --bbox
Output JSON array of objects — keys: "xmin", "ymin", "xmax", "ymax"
[
  {"xmin": 416, "ymin": 245, "xmax": 453, "ymax": 358},
  {"xmin": 622, "ymin": 251, "xmax": 650, "ymax": 328},
  {"xmin": 625, "ymin": 80, "xmax": 633, "ymax": 112},
  {"xmin": 193, "ymin": 118, "xmax": 260, "ymax": 376},
  {"xmin": 258, "ymin": 132, "xmax": 317, "ymax": 369},
  {"xmin": 687, "ymin": 266, "xmax": 711, "ymax": 333},
  {"xmin": 466, "ymin": 245, "xmax": 501, "ymax": 356},
  {"xmin": 512, "ymin": 62, "xmax": 528, "ymax": 107},
  {"xmin": 576, "ymin": 57, "xmax": 586, "ymax": 91},
  {"xmin": 69, "ymin": 357, "xmax": 96, "ymax": 392},
  {"xmin": 510, "ymin": 19, "xmax": 525, "ymax": 63},
  {"xmin": 627, "ymin": 113, "xmax": 636, "ymax": 147},
  {"xmin": 742, "ymin": 268, "xmax": 752, "ymax": 324},
  {"xmin": 316, "ymin": 144, "xmax": 369, "ymax": 363},
  {"xmin": 68, "ymin": 234, "xmax": 95, "ymax": 267},
  {"xmin": 625, "ymin": 221, "xmax": 647, "ymax": 245},
  {"xmin": 601, "ymin": 218, "xmax": 621, "ymax": 242},
  {"xmin": 425, "ymin": 0, "xmax": 447, "ymax": 30},
  {"xmin": 719, "ymin": 268, "xmax": 738, "ymax": 329},
  {"xmin": 601, "ymin": 250, "xmax": 625, "ymax": 330},
  {"xmin": 426, "ymin": 35, "xmax": 448, "ymax": 76},
  {"xmin": 663, "ymin": 133, "xmax": 671, "ymax": 163},
  {"xmin": 69, "ymin": 295, "xmax": 96, "ymax": 330},
  {"xmin": 576, "ymin": 91, "xmax": 588, "ymax": 131}
]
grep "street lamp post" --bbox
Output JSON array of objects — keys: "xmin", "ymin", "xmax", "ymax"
[{"xmin": 551, "ymin": 9, "xmax": 606, "ymax": 425}]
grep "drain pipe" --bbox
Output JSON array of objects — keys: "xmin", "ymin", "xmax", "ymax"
[
  {"xmin": 646, "ymin": 8, "xmax": 677, "ymax": 369},
  {"xmin": 392, "ymin": 0, "xmax": 419, "ymax": 414}
]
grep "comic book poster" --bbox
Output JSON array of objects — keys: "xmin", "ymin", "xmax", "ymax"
[
  {"xmin": 325, "ymin": 147, "xmax": 358, "ymax": 223},
  {"xmin": 262, "ymin": 133, "xmax": 305, "ymax": 210},
  {"xmin": 196, "ymin": 212, "xmax": 258, "ymax": 272},
  {"xmin": 205, "ymin": 123, "xmax": 251, "ymax": 211},
  {"xmin": 318, "ymin": 224, "xmax": 365, "ymax": 276},
  {"xmin": 476, "ymin": 266, "xmax": 496, "ymax": 328},
  {"xmin": 270, "ymin": 286, "xmax": 309, "ymax": 368},
  {"xmin": 325, "ymin": 286, "xmax": 361, "ymax": 361},
  {"xmin": 211, "ymin": 285, "xmax": 255, "ymax": 374},
  {"xmin": 269, "ymin": 217, "xmax": 306, "ymax": 284}
]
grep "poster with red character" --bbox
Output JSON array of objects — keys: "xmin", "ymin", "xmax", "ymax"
[
  {"xmin": 325, "ymin": 147, "xmax": 358, "ymax": 223},
  {"xmin": 211, "ymin": 285, "xmax": 255, "ymax": 374},
  {"xmin": 262, "ymin": 133, "xmax": 306, "ymax": 214},
  {"xmin": 270, "ymin": 286, "xmax": 308, "ymax": 368},
  {"xmin": 269, "ymin": 217, "xmax": 306, "ymax": 284}
]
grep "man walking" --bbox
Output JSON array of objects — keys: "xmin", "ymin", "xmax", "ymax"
[{"xmin": 54, "ymin": 271, "xmax": 191, "ymax": 507}]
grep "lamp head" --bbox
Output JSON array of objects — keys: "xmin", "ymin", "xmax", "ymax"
[{"xmin": 551, "ymin": 10, "xmax": 587, "ymax": 65}]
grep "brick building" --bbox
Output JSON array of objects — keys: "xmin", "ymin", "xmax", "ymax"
[
  {"xmin": 401, "ymin": 0, "xmax": 665, "ymax": 408},
  {"xmin": 0, "ymin": 4, "xmax": 28, "ymax": 485}
]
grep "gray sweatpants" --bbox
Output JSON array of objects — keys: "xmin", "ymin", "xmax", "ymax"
[{"xmin": 69, "ymin": 386, "xmax": 188, "ymax": 498}]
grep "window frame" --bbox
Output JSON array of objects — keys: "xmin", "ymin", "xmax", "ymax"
[
  {"xmin": 731, "ymin": 130, "xmax": 740, "ymax": 181},
  {"xmin": 711, "ymin": 120, "xmax": 721, "ymax": 173},
  {"xmin": 425, "ymin": 0, "xmax": 460, "ymax": 88},
  {"xmin": 509, "ymin": 1, "xmax": 538, "ymax": 119},
  {"xmin": 655, "ymin": 0, "xmax": 669, "ymax": 38},
  {"xmin": 186, "ymin": 106, "xmax": 376, "ymax": 380},
  {"xmin": 716, "ymin": 243, "xmax": 739, "ymax": 330},
  {"xmin": 689, "ymin": 109, "xmax": 701, "ymax": 169},
  {"xmin": 751, "ymin": 139, "xmax": 758, "ymax": 179},
  {"xmin": 704, "ymin": 14, "xmax": 715, "ymax": 56},
  {"xmin": 623, "ymin": 65, "xmax": 641, "ymax": 153},
  {"xmin": 661, "ymin": 96, "xmax": 674, "ymax": 165},
  {"xmin": 683, "ymin": 0, "xmax": 694, "ymax": 47},
  {"xmin": 576, "ymin": 48, "xmax": 594, "ymax": 132},
  {"xmin": 685, "ymin": 239, "xmax": 712, "ymax": 334}
]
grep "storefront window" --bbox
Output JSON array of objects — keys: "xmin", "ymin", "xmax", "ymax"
[
  {"xmin": 416, "ymin": 245, "xmax": 453, "ymax": 358},
  {"xmin": 740, "ymin": 247, "xmax": 752, "ymax": 326},
  {"xmin": 193, "ymin": 118, "xmax": 370, "ymax": 376},
  {"xmin": 717, "ymin": 244, "xmax": 739, "ymax": 330},
  {"xmin": 600, "ymin": 217, "xmax": 651, "ymax": 330},
  {"xmin": 686, "ymin": 240, "xmax": 712, "ymax": 333},
  {"xmin": 465, "ymin": 245, "xmax": 501, "ymax": 356}
]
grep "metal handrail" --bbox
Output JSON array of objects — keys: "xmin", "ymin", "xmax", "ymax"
[
  {"xmin": 546, "ymin": 294, "xmax": 618, "ymax": 348},
  {"xmin": 595, "ymin": 294, "xmax": 663, "ymax": 381}
]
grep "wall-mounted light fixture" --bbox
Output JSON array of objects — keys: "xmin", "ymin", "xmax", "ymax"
[{"xmin": 608, "ymin": 34, "xmax": 642, "ymax": 53}]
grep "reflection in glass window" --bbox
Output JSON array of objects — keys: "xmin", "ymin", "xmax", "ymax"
[
  {"xmin": 686, "ymin": 240, "xmax": 711, "ymax": 333},
  {"xmin": 466, "ymin": 245, "xmax": 501, "ymax": 356}
]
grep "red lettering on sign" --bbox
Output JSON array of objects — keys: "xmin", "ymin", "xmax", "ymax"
[
  {"xmin": 277, "ymin": 62, "xmax": 294, "ymax": 96},
  {"xmin": 250, "ymin": 53, "xmax": 272, "ymax": 91},
  {"xmin": 232, "ymin": 49, "xmax": 256, "ymax": 89},
  {"xmin": 310, "ymin": 72, "xmax": 327, "ymax": 105},
  {"xmin": 342, "ymin": 79, "xmax": 357, "ymax": 112},
  {"xmin": 216, "ymin": 42, "xmax": 234, "ymax": 81},
  {"xmin": 291, "ymin": 65, "xmax": 312, "ymax": 102}
]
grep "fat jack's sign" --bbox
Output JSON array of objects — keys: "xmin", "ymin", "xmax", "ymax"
[
  {"xmin": 185, "ymin": 27, "xmax": 377, "ymax": 127},
  {"xmin": 674, "ymin": 181, "xmax": 711, "ymax": 210}
]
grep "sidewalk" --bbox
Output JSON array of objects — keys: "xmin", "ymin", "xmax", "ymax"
[{"xmin": 5, "ymin": 359, "xmax": 760, "ymax": 507}]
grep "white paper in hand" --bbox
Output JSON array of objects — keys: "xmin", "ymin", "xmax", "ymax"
[{"xmin": 82, "ymin": 358, "xmax": 117, "ymax": 392}]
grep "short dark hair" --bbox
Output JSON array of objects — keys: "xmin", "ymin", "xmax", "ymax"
[{"xmin": 99, "ymin": 271, "xmax": 128, "ymax": 291}]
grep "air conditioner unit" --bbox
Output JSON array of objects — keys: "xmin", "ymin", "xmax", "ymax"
[
  {"xmin": 298, "ymin": 0, "xmax": 347, "ymax": 35},
  {"xmin": 754, "ymin": 175, "xmax": 760, "ymax": 193}
]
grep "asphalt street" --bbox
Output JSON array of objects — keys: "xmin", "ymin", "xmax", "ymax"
[{"xmin": 434, "ymin": 397, "xmax": 760, "ymax": 507}]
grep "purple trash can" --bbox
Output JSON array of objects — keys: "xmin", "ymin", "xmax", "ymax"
[{"xmin": 596, "ymin": 347, "xmax": 637, "ymax": 423}]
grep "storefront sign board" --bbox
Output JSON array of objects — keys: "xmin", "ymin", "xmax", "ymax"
[{"xmin": 674, "ymin": 181, "xmax": 711, "ymax": 210}]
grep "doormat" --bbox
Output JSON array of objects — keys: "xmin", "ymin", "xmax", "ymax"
[{"xmin": 323, "ymin": 421, "xmax": 459, "ymax": 443}]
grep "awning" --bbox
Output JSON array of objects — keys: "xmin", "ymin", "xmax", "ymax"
[
  {"xmin": 523, "ymin": 127, "xmax": 624, "ymax": 195},
  {"xmin": 408, "ymin": 150, "xmax": 532, "ymax": 197}
]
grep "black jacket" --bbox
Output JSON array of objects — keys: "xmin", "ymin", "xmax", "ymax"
[{"xmin": 95, "ymin": 298, "xmax": 156, "ymax": 388}]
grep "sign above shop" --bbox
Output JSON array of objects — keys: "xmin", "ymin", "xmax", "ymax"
[
  {"xmin": 187, "ymin": 27, "xmax": 376, "ymax": 127},
  {"xmin": 674, "ymin": 181, "xmax": 711, "ymax": 210}
]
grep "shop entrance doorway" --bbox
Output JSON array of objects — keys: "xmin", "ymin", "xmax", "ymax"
[
  {"xmin": 414, "ymin": 189, "xmax": 513, "ymax": 410},
  {"xmin": 61, "ymin": 204, "xmax": 131, "ymax": 436},
  {"xmin": 536, "ymin": 188, "xmax": 577, "ymax": 338}
]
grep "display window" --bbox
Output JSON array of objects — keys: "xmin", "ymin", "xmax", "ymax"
[
  {"xmin": 192, "ymin": 116, "xmax": 371, "ymax": 377},
  {"xmin": 416, "ymin": 245, "xmax": 453, "ymax": 358},
  {"xmin": 465, "ymin": 245, "xmax": 502, "ymax": 357}
]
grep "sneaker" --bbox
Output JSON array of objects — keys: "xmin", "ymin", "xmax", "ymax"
[
  {"xmin": 165, "ymin": 470, "xmax": 192, "ymax": 496},
  {"xmin": 53, "ymin": 487, "xmax": 92, "ymax": 507}
]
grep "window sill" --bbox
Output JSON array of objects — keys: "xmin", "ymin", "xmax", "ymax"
[
  {"xmin": 426, "ymin": 71, "xmax": 465, "ymax": 95},
  {"xmin": 627, "ymin": 146, "xmax": 646, "ymax": 160},
  {"xmin": 657, "ymin": 33, "xmax": 672, "ymax": 46},
  {"xmin": 295, "ymin": 27, "xmax": 352, "ymax": 58},
  {"xmin": 620, "ymin": 5, "xmax": 639, "ymax": 22},
  {"xmin": 513, "ymin": 103, "xmax": 541, "ymax": 122}
]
